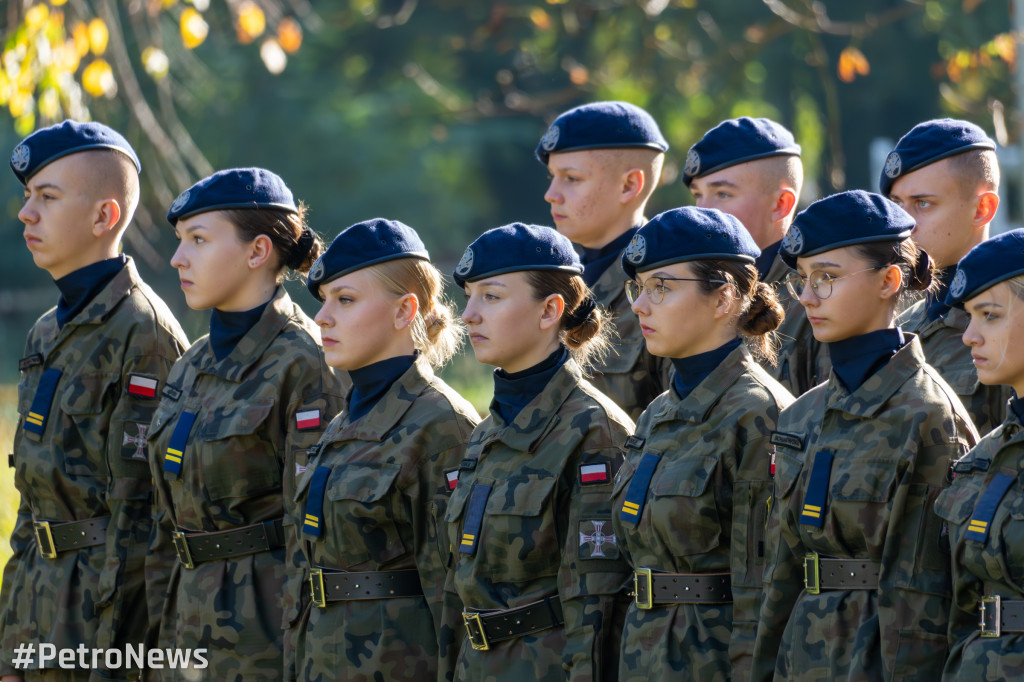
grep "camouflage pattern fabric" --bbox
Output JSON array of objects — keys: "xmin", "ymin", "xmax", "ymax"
[
  {"xmin": 612, "ymin": 345, "xmax": 793, "ymax": 682},
  {"xmin": 938, "ymin": 405, "xmax": 1024, "ymax": 679},
  {"xmin": 0, "ymin": 258, "xmax": 188, "ymax": 680},
  {"xmin": 899, "ymin": 299, "xmax": 1010, "ymax": 436},
  {"xmin": 291, "ymin": 355, "xmax": 480, "ymax": 682},
  {"xmin": 444, "ymin": 358, "xmax": 634, "ymax": 682},
  {"xmin": 588, "ymin": 253, "xmax": 673, "ymax": 421},
  {"xmin": 752, "ymin": 335, "xmax": 978, "ymax": 682},
  {"xmin": 145, "ymin": 286, "xmax": 347, "ymax": 682}
]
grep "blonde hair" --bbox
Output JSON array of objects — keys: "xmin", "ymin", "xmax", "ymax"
[{"xmin": 366, "ymin": 258, "xmax": 464, "ymax": 368}]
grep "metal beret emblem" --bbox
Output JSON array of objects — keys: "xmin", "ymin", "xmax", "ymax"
[
  {"xmin": 11, "ymin": 144, "xmax": 30, "ymax": 172},
  {"xmin": 170, "ymin": 190, "xmax": 190, "ymax": 214},
  {"xmin": 781, "ymin": 225, "xmax": 804, "ymax": 255},
  {"xmin": 309, "ymin": 257, "xmax": 325, "ymax": 283},
  {"xmin": 950, "ymin": 267, "xmax": 967, "ymax": 299},
  {"xmin": 683, "ymin": 148, "xmax": 701, "ymax": 177},
  {"xmin": 624, "ymin": 234, "xmax": 647, "ymax": 265},
  {"xmin": 455, "ymin": 246, "xmax": 475, "ymax": 277},
  {"xmin": 884, "ymin": 152, "xmax": 902, "ymax": 179},
  {"xmin": 540, "ymin": 124, "xmax": 560, "ymax": 152}
]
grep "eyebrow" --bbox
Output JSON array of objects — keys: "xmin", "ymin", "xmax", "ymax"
[
  {"xmin": 638, "ymin": 271, "xmax": 677, "ymax": 282},
  {"xmin": 27, "ymin": 182, "xmax": 62, "ymax": 193},
  {"xmin": 181, "ymin": 224, "xmax": 207, "ymax": 234},
  {"xmin": 323, "ymin": 282, "xmax": 358, "ymax": 296},
  {"xmin": 704, "ymin": 179, "xmax": 740, "ymax": 189},
  {"xmin": 968, "ymin": 301, "xmax": 1003, "ymax": 312},
  {"xmin": 808, "ymin": 261, "xmax": 842, "ymax": 270}
]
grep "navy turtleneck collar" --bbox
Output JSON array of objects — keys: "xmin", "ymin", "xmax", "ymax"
[
  {"xmin": 671, "ymin": 337, "xmax": 742, "ymax": 401},
  {"xmin": 828, "ymin": 327, "xmax": 907, "ymax": 393},
  {"xmin": 209, "ymin": 299, "xmax": 271, "ymax": 361},
  {"xmin": 53, "ymin": 255, "xmax": 127, "ymax": 328},
  {"xmin": 755, "ymin": 241, "xmax": 782, "ymax": 280},
  {"xmin": 926, "ymin": 267, "xmax": 955, "ymax": 322},
  {"xmin": 491, "ymin": 346, "xmax": 568, "ymax": 424},
  {"xmin": 347, "ymin": 354, "xmax": 417, "ymax": 422},
  {"xmin": 580, "ymin": 226, "xmax": 640, "ymax": 287}
]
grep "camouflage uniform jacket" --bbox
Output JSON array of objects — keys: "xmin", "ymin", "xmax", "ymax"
[
  {"xmin": 899, "ymin": 299, "xmax": 1010, "ymax": 435},
  {"xmin": 0, "ymin": 258, "xmax": 188, "ymax": 680},
  {"xmin": 752, "ymin": 335, "xmax": 978, "ymax": 682},
  {"xmin": 145, "ymin": 286, "xmax": 346, "ymax": 682},
  {"xmin": 444, "ymin": 358, "xmax": 634, "ymax": 681},
  {"xmin": 292, "ymin": 355, "xmax": 480, "ymax": 682},
  {"xmin": 611, "ymin": 345, "xmax": 794, "ymax": 682},
  {"xmin": 588, "ymin": 252, "xmax": 673, "ymax": 421},
  {"xmin": 761, "ymin": 252, "xmax": 830, "ymax": 396},
  {"xmin": 936, "ymin": 405, "xmax": 1024, "ymax": 680}
]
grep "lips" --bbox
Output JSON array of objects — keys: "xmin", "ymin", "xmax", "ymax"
[
  {"xmin": 640, "ymin": 324, "xmax": 655, "ymax": 336},
  {"xmin": 179, "ymin": 279, "xmax": 193, "ymax": 288},
  {"xmin": 469, "ymin": 333, "xmax": 488, "ymax": 343},
  {"xmin": 321, "ymin": 336, "xmax": 338, "ymax": 347}
]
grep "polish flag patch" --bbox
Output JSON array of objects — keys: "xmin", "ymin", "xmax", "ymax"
[
  {"xmin": 446, "ymin": 470, "xmax": 459, "ymax": 491},
  {"xmin": 295, "ymin": 410, "xmax": 320, "ymax": 430},
  {"xmin": 296, "ymin": 462, "xmax": 307, "ymax": 476},
  {"xmin": 580, "ymin": 463, "xmax": 610, "ymax": 485},
  {"xmin": 127, "ymin": 375, "xmax": 158, "ymax": 398}
]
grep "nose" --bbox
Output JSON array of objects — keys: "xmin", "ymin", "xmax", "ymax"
[
  {"xmin": 797, "ymin": 279, "xmax": 818, "ymax": 307},
  {"xmin": 314, "ymin": 303, "xmax": 332, "ymax": 329},
  {"xmin": 544, "ymin": 180, "xmax": 561, "ymax": 205},
  {"xmin": 962, "ymin": 318, "xmax": 981, "ymax": 348},
  {"xmin": 630, "ymin": 288, "xmax": 650, "ymax": 316},
  {"xmin": 461, "ymin": 297, "xmax": 478, "ymax": 325},
  {"xmin": 18, "ymin": 199, "xmax": 36, "ymax": 225},
  {"xmin": 170, "ymin": 244, "xmax": 187, "ymax": 270}
]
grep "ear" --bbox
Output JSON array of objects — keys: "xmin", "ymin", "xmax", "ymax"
[
  {"xmin": 973, "ymin": 191, "xmax": 999, "ymax": 228},
  {"xmin": 91, "ymin": 198, "xmax": 122, "ymax": 237},
  {"xmin": 879, "ymin": 264, "xmax": 903, "ymax": 300},
  {"xmin": 772, "ymin": 188, "xmax": 798, "ymax": 222},
  {"xmin": 247, "ymin": 234, "xmax": 275, "ymax": 269},
  {"xmin": 538, "ymin": 294, "xmax": 566, "ymax": 331},
  {"xmin": 712, "ymin": 282, "xmax": 739, "ymax": 319},
  {"xmin": 620, "ymin": 168, "xmax": 645, "ymax": 205},
  {"xmin": 394, "ymin": 293, "xmax": 419, "ymax": 331}
]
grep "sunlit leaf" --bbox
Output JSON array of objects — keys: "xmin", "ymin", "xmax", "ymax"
[
  {"xmin": 72, "ymin": 22, "xmax": 90, "ymax": 57},
  {"xmin": 15, "ymin": 112, "xmax": 35, "ymax": 137},
  {"xmin": 82, "ymin": 58, "xmax": 116, "ymax": 96},
  {"xmin": 180, "ymin": 8, "xmax": 209, "ymax": 49},
  {"xmin": 278, "ymin": 18, "xmax": 303, "ymax": 53},
  {"xmin": 88, "ymin": 18, "xmax": 109, "ymax": 56},
  {"xmin": 530, "ymin": 8, "xmax": 552, "ymax": 30},
  {"xmin": 25, "ymin": 5, "xmax": 50, "ymax": 32},
  {"xmin": 992, "ymin": 33, "xmax": 1016, "ymax": 64},
  {"xmin": 260, "ymin": 38, "xmax": 286, "ymax": 74},
  {"xmin": 838, "ymin": 46, "xmax": 869, "ymax": 83},
  {"xmin": 51, "ymin": 0, "xmax": 69, "ymax": 6},
  {"xmin": 237, "ymin": 2, "xmax": 266, "ymax": 41},
  {"xmin": 142, "ymin": 46, "xmax": 169, "ymax": 80},
  {"xmin": 38, "ymin": 88, "xmax": 59, "ymax": 119},
  {"xmin": 569, "ymin": 65, "xmax": 588, "ymax": 84}
]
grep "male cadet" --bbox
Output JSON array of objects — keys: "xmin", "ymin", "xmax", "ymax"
[
  {"xmin": 683, "ymin": 117, "xmax": 827, "ymax": 395},
  {"xmin": 885, "ymin": 118, "xmax": 1011, "ymax": 435},
  {"xmin": 0, "ymin": 121, "xmax": 188, "ymax": 682},
  {"xmin": 537, "ymin": 101, "xmax": 673, "ymax": 419}
]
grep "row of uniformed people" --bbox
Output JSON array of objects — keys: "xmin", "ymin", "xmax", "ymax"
[{"xmin": 0, "ymin": 102, "xmax": 1020, "ymax": 682}]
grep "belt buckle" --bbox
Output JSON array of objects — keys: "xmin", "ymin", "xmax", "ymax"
[
  {"xmin": 310, "ymin": 568, "xmax": 326, "ymax": 608},
  {"xmin": 634, "ymin": 567, "xmax": 653, "ymax": 610},
  {"xmin": 803, "ymin": 553, "xmax": 820, "ymax": 595},
  {"xmin": 171, "ymin": 531, "xmax": 194, "ymax": 569},
  {"xmin": 33, "ymin": 521, "xmax": 56, "ymax": 559},
  {"xmin": 462, "ymin": 612, "xmax": 490, "ymax": 651},
  {"xmin": 980, "ymin": 595, "xmax": 1001, "ymax": 638}
]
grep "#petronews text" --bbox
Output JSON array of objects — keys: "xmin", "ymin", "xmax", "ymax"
[{"xmin": 11, "ymin": 642, "xmax": 208, "ymax": 670}]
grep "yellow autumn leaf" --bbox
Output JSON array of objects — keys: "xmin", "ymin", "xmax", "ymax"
[
  {"xmin": 238, "ymin": 2, "xmax": 266, "ymax": 41},
  {"xmin": 25, "ymin": 5, "xmax": 50, "ymax": 31},
  {"xmin": 838, "ymin": 46, "xmax": 869, "ymax": 83},
  {"xmin": 82, "ymin": 58, "xmax": 116, "ymax": 97},
  {"xmin": 259, "ymin": 38, "xmax": 286, "ymax": 74},
  {"xmin": 142, "ymin": 46, "xmax": 169, "ymax": 80},
  {"xmin": 72, "ymin": 22, "xmax": 90, "ymax": 57},
  {"xmin": 38, "ymin": 88, "xmax": 60, "ymax": 119},
  {"xmin": 530, "ymin": 8, "xmax": 552, "ymax": 30},
  {"xmin": 51, "ymin": 0, "xmax": 69, "ymax": 6},
  {"xmin": 180, "ymin": 8, "xmax": 209, "ymax": 49},
  {"xmin": 993, "ymin": 33, "xmax": 1016, "ymax": 65},
  {"xmin": 88, "ymin": 18, "xmax": 109, "ymax": 55},
  {"xmin": 278, "ymin": 18, "xmax": 302, "ymax": 53}
]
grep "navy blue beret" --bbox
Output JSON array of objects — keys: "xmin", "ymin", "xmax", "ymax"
[
  {"xmin": 535, "ymin": 101, "xmax": 668, "ymax": 165},
  {"xmin": 781, "ymin": 190, "xmax": 915, "ymax": 268},
  {"xmin": 10, "ymin": 119, "xmax": 141, "ymax": 184},
  {"xmin": 622, "ymin": 207, "xmax": 760, "ymax": 280},
  {"xmin": 880, "ymin": 118, "xmax": 995, "ymax": 196},
  {"xmin": 307, "ymin": 218, "xmax": 430, "ymax": 301},
  {"xmin": 167, "ymin": 168, "xmax": 297, "ymax": 226},
  {"xmin": 945, "ymin": 229, "xmax": 1024, "ymax": 308},
  {"xmin": 682, "ymin": 117, "xmax": 800, "ymax": 187},
  {"xmin": 453, "ymin": 223, "xmax": 583, "ymax": 288}
]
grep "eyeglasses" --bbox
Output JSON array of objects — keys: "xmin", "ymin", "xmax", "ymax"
[
  {"xmin": 625, "ymin": 276, "xmax": 726, "ymax": 304},
  {"xmin": 783, "ymin": 266, "xmax": 885, "ymax": 300}
]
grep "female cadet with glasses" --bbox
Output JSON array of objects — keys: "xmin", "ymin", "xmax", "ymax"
[
  {"xmin": 751, "ymin": 190, "xmax": 979, "ymax": 682},
  {"xmin": 611, "ymin": 206, "xmax": 794, "ymax": 682},
  {"xmin": 145, "ymin": 169, "xmax": 348, "ymax": 681},
  {"xmin": 444, "ymin": 223, "xmax": 633, "ymax": 681},
  {"xmin": 291, "ymin": 219, "xmax": 480, "ymax": 682},
  {"xmin": 937, "ymin": 229, "xmax": 1024, "ymax": 679}
]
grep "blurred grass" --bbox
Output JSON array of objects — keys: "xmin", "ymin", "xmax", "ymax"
[
  {"xmin": 0, "ymin": 385, "xmax": 17, "ymax": 592},
  {"xmin": 438, "ymin": 351, "xmax": 494, "ymax": 418}
]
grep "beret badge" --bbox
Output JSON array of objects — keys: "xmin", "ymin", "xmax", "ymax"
[
  {"xmin": 950, "ymin": 268, "xmax": 967, "ymax": 300},
  {"xmin": 11, "ymin": 144, "xmax": 30, "ymax": 173},
  {"xmin": 624, "ymin": 234, "xmax": 647, "ymax": 265},
  {"xmin": 683, "ymin": 148, "xmax": 701, "ymax": 177},
  {"xmin": 883, "ymin": 152, "xmax": 902, "ymax": 179},
  {"xmin": 170, "ymin": 190, "xmax": 190, "ymax": 214},
  {"xmin": 540, "ymin": 125, "xmax": 560, "ymax": 152},
  {"xmin": 455, "ymin": 247, "xmax": 475, "ymax": 277},
  {"xmin": 309, "ymin": 257, "xmax": 325, "ymax": 284},
  {"xmin": 781, "ymin": 225, "xmax": 804, "ymax": 256}
]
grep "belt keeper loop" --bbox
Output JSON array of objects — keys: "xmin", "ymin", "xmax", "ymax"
[{"xmin": 543, "ymin": 595, "xmax": 558, "ymax": 626}]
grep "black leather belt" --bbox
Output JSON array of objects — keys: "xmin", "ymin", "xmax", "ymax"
[
  {"xmin": 309, "ymin": 568, "xmax": 423, "ymax": 607},
  {"xmin": 33, "ymin": 516, "xmax": 109, "ymax": 559},
  {"xmin": 979, "ymin": 595, "xmax": 1024, "ymax": 637},
  {"xmin": 803, "ymin": 553, "xmax": 881, "ymax": 594},
  {"xmin": 462, "ymin": 596, "xmax": 564, "ymax": 651},
  {"xmin": 633, "ymin": 568, "xmax": 732, "ymax": 608},
  {"xmin": 172, "ymin": 518, "xmax": 285, "ymax": 569}
]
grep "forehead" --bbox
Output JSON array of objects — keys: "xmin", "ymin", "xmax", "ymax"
[
  {"xmin": 689, "ymin": 161, "xmax": 763, "ymax": 192},
  {"xmin": 795, "ymin": 245, "xmax": 861, "ymax": 270},
  {"xmin": 547, "ymin": 149, "xmax": 613, "ymax": 174},
  {"xmin": 637, "ymin": 261, "xmax": 694, "ymax": 280},
  {"xmin": 176, "ymin": 209, "xmax": 238, "ymax": 233},
  {"xmin": 888, "ymin": 157, "xmax": 958, "ymax": 196},
  {"xmin": 466, "ymin": 271, "xmax": 529, "ymax": 290}
]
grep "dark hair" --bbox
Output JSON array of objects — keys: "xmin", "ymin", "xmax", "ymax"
[
  {"xmin": 524, "ymin": 270, "xmax": 611, "ymax": 370},
  {"xmin": 854, "ymin": 238, "xmax": 937, "ymax": 303},
  {"xmin": 223, "ymin": 202, "xmax": 323, "ymax": 276},
  {"xmin": 690, "ymin": 259, "xmax": 785, "ymax": 365}
]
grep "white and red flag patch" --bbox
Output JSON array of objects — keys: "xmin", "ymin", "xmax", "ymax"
[
  {"xmin": 580, "ymin": 463, "xmax": 610, "ymax": 485},
  {"xmin": 295, "ymin": 410, "xmax": 321, "ymax": 430},
  {"xmin": 127, "ymin": 375, "xmax": 158, "ymax": 398},
  {"xmin": 446, "ymin": 470, "xmax": 459, "ymax": 491}
]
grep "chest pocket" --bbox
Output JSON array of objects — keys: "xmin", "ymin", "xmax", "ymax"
[
  {"xmin": 829, "ymin": 457, "xmax": 899, "ymax": 503},
  {"xmin": 198, "ymin": 399, "xmax": 279, "ymax": 500},
  {"xmin": 324, "ymin": 461, "xmax": 405, "ymax": 567},
  {"xmin": 60, "ymin": 372, "xmax": 120, "ymax": 477},
  {"xmin": 650, "ymin": 454, "xmax": 722, "ymax": 556},
  {"xmin": 480, "ymin": 474, "xmax": 560, "ymax": 580}
]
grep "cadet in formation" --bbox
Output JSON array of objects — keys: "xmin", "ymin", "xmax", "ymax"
[
  {"xmin": 936, "ymin": 229, "xmax": 1024, "ymax": 679},
  {"xmin": 886, "ymin": 118, "xmax": 1011, "ymax": 435},
  {"xmin": 0, "ymin": 121, "xmax": 188, "ymax": 681},
  {"xmin": 444, "ymin": 224, "xmax": 633, "ymax": 681},
  {"xmin": 752, "ymin": 190, "xmax": 980, "ymax": 681},
  {"xmin": 144, "ymin": 169, "xmax": 347, "ymax": 681},
  {"xmin": 612, "ymin": 207, "xmax": 794, "ymax": 681},
  {"xmin": 538, "ymin": 101, "xmax": 673, "ymax": 420},
  {"xmin": 292, "ymin": 218, "xmax": 480, "ymax": 682},
  {"xmin": 684, "ymin": 117, "xmax": 828, "ymax": 396}
]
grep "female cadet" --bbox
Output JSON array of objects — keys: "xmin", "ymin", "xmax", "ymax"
[
  {"xmin": 292, "ymin": 218, "xmax": 480, "ymax": 682},
  {"xmin": 936, "ymin": 229, "xmax": 1024, "ymax": 679},
  {"xmin": 751, "ymin": 190, "xmax": 979, "ymax": 682},
  {"xmin": 610, "ymin": 206, "xmax": 794, "ymax": 682},
  {"xmin": 444, "ymin": 223, "xmax": 634, "ymax": 681},
  {"xmin": 145, "ymin": 169, "xmax": 347, "ymax": 681}
]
